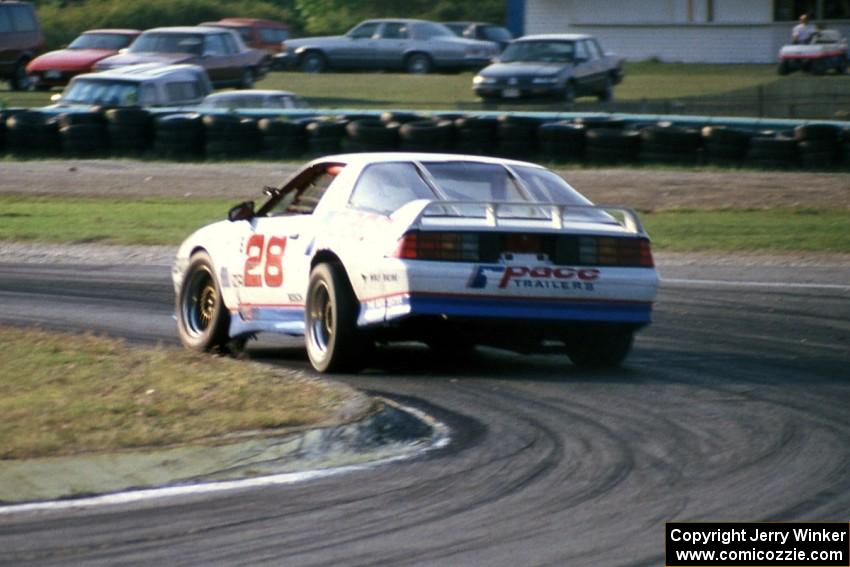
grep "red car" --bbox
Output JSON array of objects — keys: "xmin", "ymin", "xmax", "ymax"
[{"xmin": 27, "ymin": 29, "xmax": 140, "ymax": 89}]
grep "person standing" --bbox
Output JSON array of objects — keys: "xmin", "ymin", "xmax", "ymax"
[{"xmin": 792, "ymin": 13, "xmax": 816, "ymax": 44}]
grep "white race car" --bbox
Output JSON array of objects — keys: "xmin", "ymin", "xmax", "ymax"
[{"xmin": 172, "ymin": 153, "xmax": 659, "ymax": 372}]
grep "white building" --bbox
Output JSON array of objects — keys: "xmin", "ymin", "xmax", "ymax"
[{"xmin": 508, "ymin": 0, "xmax": 850, "ymax": 63}]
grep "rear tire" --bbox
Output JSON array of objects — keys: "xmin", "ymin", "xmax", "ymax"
[
  {"xmin": 566, "ymin": 327, "xmax": 634, "ymax": 368},
  {"xmin": 299, "ymin": 51, "xmax": 326, "ymax": 73},
  {"xmin": 305, "ymin": 263, "xmax": 366, "ymax": 373},
  {"xmin": 406, "ymin": 53, "xmax": 433, "ymax": 74},
  {"xmin": 176, "ymin": 252, "xmax": 230, "ymax": 352}
]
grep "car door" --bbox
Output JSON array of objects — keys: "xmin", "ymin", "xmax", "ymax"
[
  {"xmin": 235, "ymin": 166, "xmax": 340, "ymax": 314},
  {"xmin": 373, "ymin": 21, "xmax": 409, "ymax": 69},
  {"xmin": 583, "ymin": 38, "xmax": 608, "ymax": 90},
  {"xmin": 334, "ymin": 21, "xmax": 379, "ymax": 69},
  {"xmin": 201, "ymin": 33, "xmax": 232, "ymax": 83},
  {"xmin": 571, "ymin": 39, "xmax": 597, "ymax": 95}
]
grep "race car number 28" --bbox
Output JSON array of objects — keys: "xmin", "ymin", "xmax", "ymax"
[{"xmin": 244, "ymin": 234, "xmax": 287, "ymax": 287}]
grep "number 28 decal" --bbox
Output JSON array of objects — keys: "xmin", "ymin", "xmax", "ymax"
[{"xmin": 244, "ymin": 234, "xmax": 287, "ymax": 287}]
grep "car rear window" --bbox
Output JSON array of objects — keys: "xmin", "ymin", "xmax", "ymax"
[
  {"xmin": 130, "ymin": 33, "xmax": 203, "ymax": 55},
  {"xmin": 349, "ymin": 162, "xmax": 436, "ymax": 215}
]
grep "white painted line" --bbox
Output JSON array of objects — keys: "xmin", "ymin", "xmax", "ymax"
[
  {"xmin": 662, "ymin": 278, "xmax": 850, "ymax": 291},
  {"xmin": 0, "ymin": 404, "xmax": 450, "ymax": 516}
]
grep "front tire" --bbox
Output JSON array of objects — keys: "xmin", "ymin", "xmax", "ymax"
[
  {"xmin": 305, "ymin": 263, "xmax": 366, "ymax": 373},
  {"xmin": 176, "ymin": 252, "xmax": 230, "ymax": 352},
  {"xmin": 10, "ymin": 59, "xmax": 32, "ymax": 91},
  {"xmin": 299, "ymin": 51, "xmax": 327, "ymax": 73},
  {"xmin": 563, "ymin": 81, "xmax": 576, "ymax": 104},
  {"xmin": 239, "ymin": 68, "xmax": 255, "ymax": 89}
]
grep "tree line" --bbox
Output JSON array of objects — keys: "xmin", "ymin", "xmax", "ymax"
[{"xmin": 31, "ymin": 0, "xmax": 505, "ymax": 48}]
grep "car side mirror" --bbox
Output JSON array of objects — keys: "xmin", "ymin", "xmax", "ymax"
[{"xmin": 228, "ymin": 200, "xmax": 255, "ymax": 222}]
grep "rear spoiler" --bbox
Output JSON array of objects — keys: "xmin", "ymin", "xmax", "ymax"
[{"xmin": 410, "ymin": 201, "xmax": 648, "ymax": 235}]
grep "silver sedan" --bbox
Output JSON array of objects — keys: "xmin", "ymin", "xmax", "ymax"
[{"xmin": 277, "ymin": 18, "xmax": 499, "ymax": 74}]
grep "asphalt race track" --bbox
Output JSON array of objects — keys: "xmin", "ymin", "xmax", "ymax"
[{"xmin": 0, "ymin": 258, "xmax": 848, "ymax": 566}]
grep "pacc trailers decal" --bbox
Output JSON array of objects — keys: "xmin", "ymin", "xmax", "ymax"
[{"xmin": 468, "ymin": 265, "xmax": 599, "ymax": 291}]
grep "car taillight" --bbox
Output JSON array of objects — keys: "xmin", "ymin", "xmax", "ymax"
[
  {"xmin": 395, "ymin": 231, "xmax": 483, "ymax": 261},
  {"xmin": 572, "ymin": 236, "xmax": 654, "ymax": 267}
]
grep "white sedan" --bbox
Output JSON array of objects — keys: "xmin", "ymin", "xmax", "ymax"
[{"xmin": 172, "ymin": 153, "xmax": 659, "ymax": 372}]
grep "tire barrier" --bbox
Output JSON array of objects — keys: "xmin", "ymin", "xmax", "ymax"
[
  {"xmin": 345, "ymin": 118, "xmax": 399, "ymax": 152},
  {"xmin": 638, "ymin": 123, "xmax": 702, "ymax": 165},
  {"xmin": 398, "ymin": 119, "xmax": 454, "ymax": 152},
  {"xmin": 4, "ymin": 110, "xmax": 59, "ymax": 153},
  {"xmin": 105, "ymin": 107, "xmax": 153, "ymax": 153},
  {"xmin": 258, "ymin": 117, "xmax": 308, "ymax": 158},
  {"xmin": 306, "ymin": 117, "xmax": 348, "ymax": 154},
  {"xmin": 2, "ymin": 108, "xmax": 849, "ymax": 170},
  {"xmin": 153, "ymin": 113, "xmax": 204, "ymax": 158},
  {"xmin": 203, "ymin": 114, "xmax": 261, "ymax": 158},
  {"xmin": 538, "ymin": 121, "xmax": 586, "ymax": 161},
  {"xmin": 701, "ymin": 125, "xmax": 752, "ymax": 166}
]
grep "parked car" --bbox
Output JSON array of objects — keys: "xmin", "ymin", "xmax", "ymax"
[
  {"xmin": 277, "ymin": 18, "xmax": 499, "ymax": 74},
  {"xmin": 172, "ymin": 152, "xmax": 658, "ymax": 373},
  {"xmin": 778, "ymin": 28, "xmax": 848, "ymax": 75},
  {"xmin": 95, "ymin": 26, "xmax": 267, "ymax": 88},
  {"xmin": 47, "ymin": 63, "xmax": 212, "ymax": 108},
  {"xmin": 443, "ymin": 21, "xmax": 513, "ymax": 51},
  {"xmin": 26, "ymin": 29, "xmax": 140, "ymax": 90},
  {"xmin": 473, "ymin": 34, "xmax": 623, "ymax": 103},
  {"xmin": 196, "ymin": 89, "xmax": 308, "ymax": 110},
  {"xmin": 0, "ymin": 0, "xmax": 44, "ymax": 90},
  {"xmin": 199, "ymin": 17, "xmax": 288, "ymax": 64}
]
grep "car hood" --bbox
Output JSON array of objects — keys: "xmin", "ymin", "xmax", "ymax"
[
  {"xmin": 479, "ymin": 61, "xmax": 571, "ymax": 77},
  {"xmin": 97, "ymin": 52, "xmax": 196, "ymax": 69},
  {"xmin": 28, "ymin": 49, "xmax": 118, "ymax": 71}
]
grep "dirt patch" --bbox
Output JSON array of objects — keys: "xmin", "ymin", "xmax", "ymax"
[{"xmin": 0, "ymin": 159, "xmax": 848, "ymax": 210}]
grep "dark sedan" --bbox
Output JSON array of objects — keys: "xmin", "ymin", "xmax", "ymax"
[
  {"xmin": 95, "ymin": 26, "xmax": 267, "ymax": 88},
  {"xmin": 473, "ymin": 34, "xmax": 623, "ymax": 103}
]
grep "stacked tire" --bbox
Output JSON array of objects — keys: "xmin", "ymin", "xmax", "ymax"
[
  {"xmin": 153, "ymin": 113, "xmax": 204, "ymax": 158},
  {"xmin": 306, "ymin": 118, "xmax": 348, "ymax": 154},
  {"xmin": 538, "ymin": 121, "xmax": 585, "ymax": 161},
  {"xmin": 638, "ymin": 124, "xmax": 702, "ymax": 165},
  {"xmin": 258, "ymin": 117, "xmax": 308, "ymax": 158},
  {"xmin": 4, "ymin": 110, "xmax": 60, "ymax": 154},
  {"xmin": 842, "ymin": 129, "xmax": 850, "ymax": 167},
  {"xmin": 453, "ymin": 116, "xmax": 498, "ymax": 155},
  {"xmin": 58, "ymin": 111, "xmax": 108, "ymax": 155},
  {"xmin": 398, "ymin": 119, "xmax": 454, "ymax": 152},
  {"xmin": 794, "ymin": 124, "xmax": 842, "ymax": 169},
  {"xmin": 585, "ymin": 128, "xmax": 640, "ymax": 164},
  {"xmin": 345, "ymin": 118, "xmax": 399, "ymax": 152},
  {"xmin": 747, "ymin": 131, "xmax": 798, "ymax": 169},
  {"xmin": 105, "ymin": 107, "xmax": 153, "ymax": 153},
  {"xmin": 497, "ymin": 115, "xmax": 542, "ymax": 158},
  {"xmin": 203, "ymin": 114, "xmax": 261, "ymax": 158},
  {"xmin": 701, "ymin": 126, "xmax": 752, "ymax": 166}
]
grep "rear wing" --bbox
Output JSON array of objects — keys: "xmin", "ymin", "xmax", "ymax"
[{"xmin": 411, "ymin": 201, "xmax": 648, "ymax": 235}]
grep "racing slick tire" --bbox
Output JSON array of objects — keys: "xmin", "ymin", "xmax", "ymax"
[
  {"xmin": 565, "ymin": 326, "xmax": 634, "ymax": 368},
  {"xmin": 305, "ymin": 263, "xmax": 367, "ymax": 373},
  {"xmin": 177, "ymin": 252, "xmax": 231, "ymax": 352}
]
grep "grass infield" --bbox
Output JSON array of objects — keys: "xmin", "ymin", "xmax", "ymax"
[
  {"xmin": 0, "ymin": 196, "xmax": 847, "ymax": 253},
  {"xmin": 0, "ymin": 327, "xmax": 355, "ymax": 459}
]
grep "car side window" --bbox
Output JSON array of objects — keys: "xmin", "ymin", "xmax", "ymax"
[
  {"xmin": 585, "ymin": 39, "xmax": 602, "ymax": 60},
  {"xmin": 381, "ymin": 22, "xmax": 409, "ymax": 40},
  {"xmin": 260, "ymin": 27, "xmax": 288, "ymax": 42},
  {"xmin": 221, "ymin": 33, "xmax": 239, "ymax": 54},
  {"xmin": 204, "ymin": 34, "xmax": 227, "ymax": 56},
  {"xmin": 349, "ymin": 163, "xmax": 435, "ymax": 215},
  {"xmin": 139, "ymin": 83, "xmax": 157, "ymax": 106},
  {"xmin": 10, "ymin": 5, "xmax": 36, "ymax": 31},
  {"xmin": 574, "ymin": 40, "xmax": 588, "ymax": 61},
  {"xmin": 349, "ymin": 22, "xmax": 379, "ymax": 39},
  {"xmin": 165, "ymin": 81, "xmax": 203, "ymax": 104},
  {"xmin": 0, "ymin": 9, "xmax": 11, "ymax": 33},
  {"xmin": 268, "ymin": 168, "xmax": 341, "ymax": 215}
]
